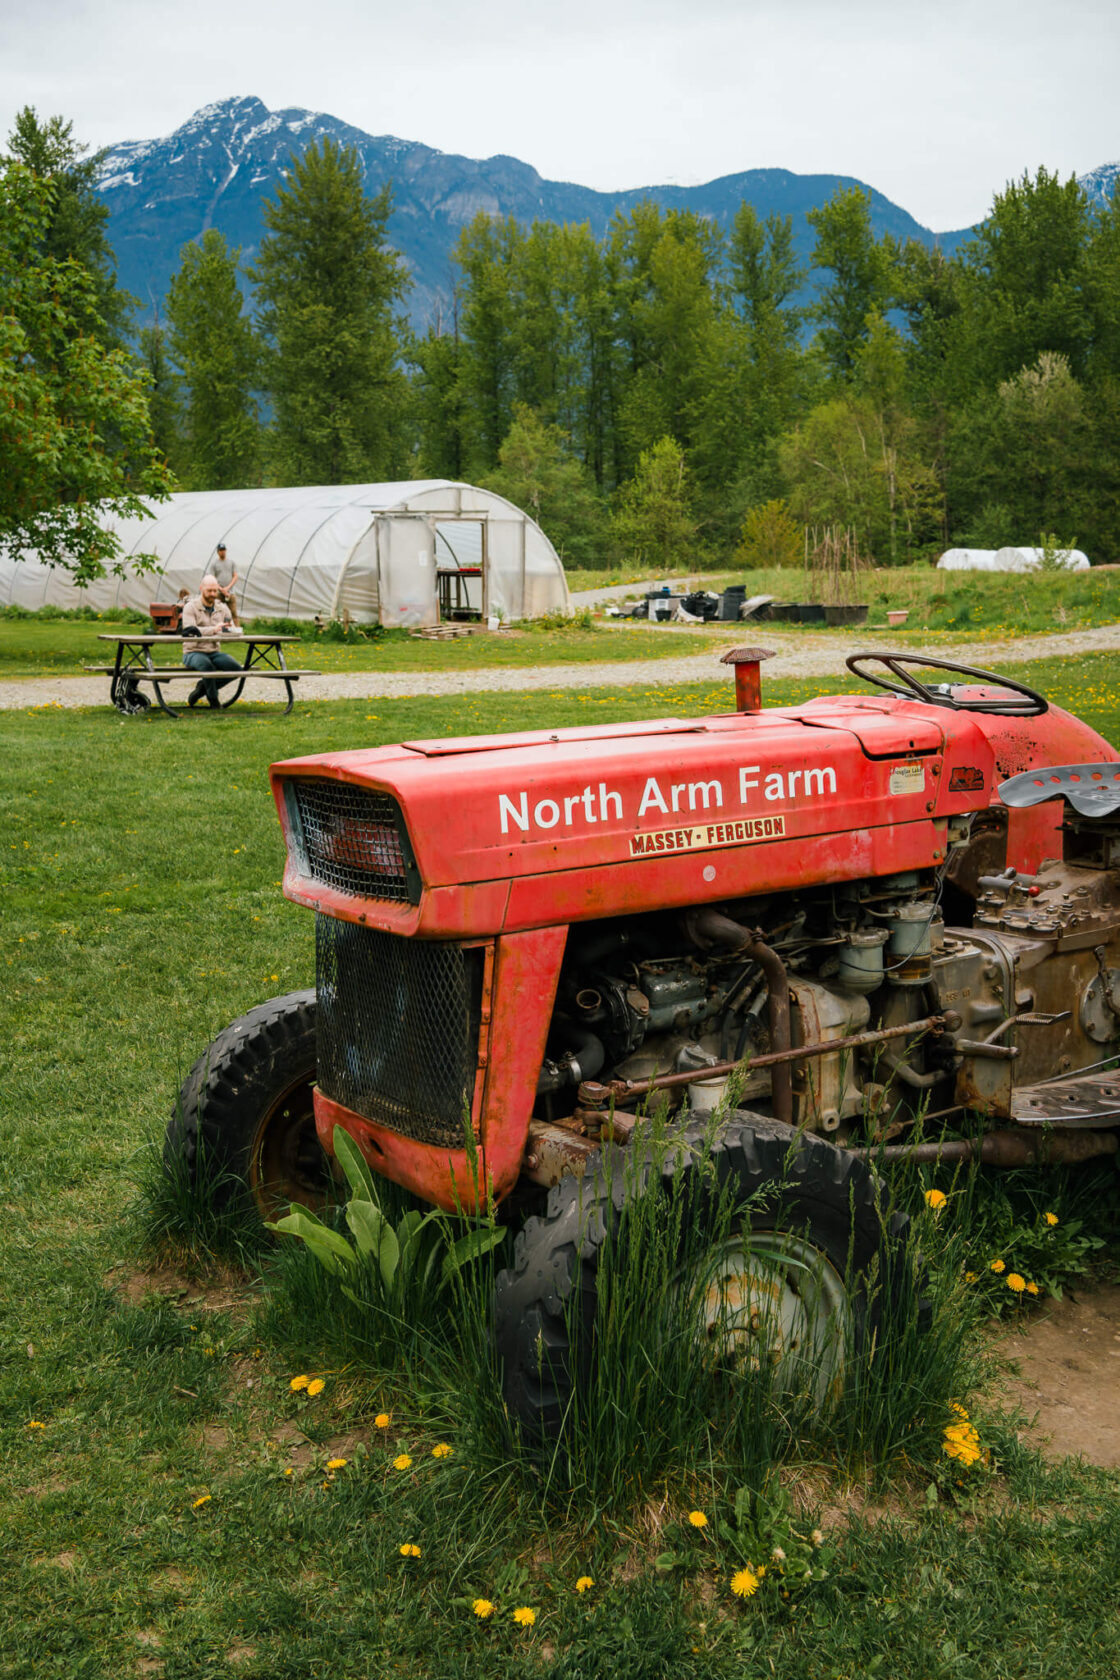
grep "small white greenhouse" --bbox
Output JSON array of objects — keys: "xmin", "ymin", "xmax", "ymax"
[
  {"xmin": 0, "ymin": 481, "xmax": 571, "ymax": 626},
  {"xmin": 937, "ymin": 545, "xmax": 1090, "ymax": 572}
]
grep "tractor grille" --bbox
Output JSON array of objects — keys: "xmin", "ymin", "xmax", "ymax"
[
  {"xmin": 286, "ymin": 779, "xmax": 415, "ymax": 903},
  {"xmin": 315, "ymin": 916, "xmax": 483, "ymax": 1147}
]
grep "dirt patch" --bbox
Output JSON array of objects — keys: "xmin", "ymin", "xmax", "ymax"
[
  {"xmin": 104, "ymin": 1262, "xmax": 257, "ymax": 1315},
  {"xmin": 995, "ymin": 1284, "xmax": 1120, "ymax": 1467}
]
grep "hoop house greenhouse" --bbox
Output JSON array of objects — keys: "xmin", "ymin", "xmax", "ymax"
[{"xmin": 0, "ymin": 481, "xmax": 571, "ymax": 626}]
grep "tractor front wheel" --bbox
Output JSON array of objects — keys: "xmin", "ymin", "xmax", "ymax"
[
  {"xmin": 494, "ymin": 1114, "xmax": 917, "ymax": 1445},
  {"xmin": 167, "ymin": 991, "xmax": 330, "ymax": 1222}
]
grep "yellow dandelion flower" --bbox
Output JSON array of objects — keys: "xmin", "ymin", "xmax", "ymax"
[
  {"xmin": 26, "ymin": 1420, "xmax": 46, "ymax": 1429},
  {"xmin": 1026, "ymin": 1280, "xmax": 1040, "ymax": 1295},
  {"xmin": 924, "ymin": 1189, "xmax": 948, "ymax": 1211},
  {"xmin": 399, "ymin": 1543, "xmax": 421, "ymax": 1558},
  {"xmin": 1044, "ymin": 1212, "xmax": 1059, "ymax": 1227},
  {"xmin": 949, "ymin": 1401, "xmax": 970, "ymax": 1421},
  {"xmin": 326, "ymin": 1457, "xmax": 348, "ymax": 1471},
  {"xmin": 964, "ymin": 1271, "xmax": 978, "ymax": 1283},
  {"xmin": 431, "ymin": 1442, "xmax": 453, "ymax": 1459},
  {"xmin": 289, "ymin": 1374, "xmax": 310, "ymax": 1392},
  {"xmin": 575, "ymin": 1576, "xmax": 594, "ymax": 1593},
  {"xmin": 990, "ymin": 1258, "xmax": 1006, "ymax": 1274},
  {"xmin": 393, "ymin": 1454, "xmax": 413, "ymax": 1470},
  {"xmin": 306, "ymin": 1378, "xmax": 325, "ymax": 1397},
  {"xmin": 374, "ymin": 1412, "xmax": 391, "ymax": 1429},
  {"xmin": 687, "ymin": 1510, "xmax": 708, "ymax": 1529},
  {"xmin": 472, "ymin": 1599, "xmax": 495, "ymax": 1619},
  {"xmin": 1006, "ymin": 1273, "xmax": 1026, "ymax": 1293},
  {"xmin": 731, "ymin": 1567, "xmax": 759, "ymax": 1598},
  {"xmin": 284, "ymin": 1468, "xmax": 294, "ymax": 1477},
  {"xmin": 512, "ymin": 1606, "xmax": 536, "ymax": 1628},
  {"xmin": 192, "ymin": 1494, "xmax": 211, "ymax": 1509}
]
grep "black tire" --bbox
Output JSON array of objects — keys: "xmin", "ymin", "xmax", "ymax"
[
  {"xmin": 166, "ymin": 990, "xmax": 331, "ymax": 1222},
  {"xmin": 494, "ymin": 1113, "xmax": 918, "ymax": 1444}
]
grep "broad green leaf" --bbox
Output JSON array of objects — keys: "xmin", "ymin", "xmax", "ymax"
[
  {"xmin": 332, "ymin": 1125, "xmax": 378, "ymax": 1204},
  {"xmin": 346, "ymin": 1196, "xmax": 387, "ymax": 1263},
  {"xmin": 267, "ymin": 1206, "xmax": 357, "ymax": 1275},
  {"xmin": 441, "ymin": 1223, "xmax": 506, "ymax": 1283}
]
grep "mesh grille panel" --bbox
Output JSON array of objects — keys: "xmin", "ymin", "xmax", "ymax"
[
  {"xmin": 316, "ymin": 916, "xmax": 483, "ymax": 1147},
  {"xmin": 289, "ymin": 780, "xmax": 411, "ymax": 902}
]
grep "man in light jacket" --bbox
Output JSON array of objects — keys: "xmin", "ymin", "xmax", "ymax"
[{"xmin": 182, "ymin": 574, "xmax": 244, "ymax": 708}]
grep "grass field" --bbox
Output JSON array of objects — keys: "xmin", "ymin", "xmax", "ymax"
[
  {"xmin": 4, "ymin": 563, "xmax": 1120, "ymax": 681},
  {"xmin": 4, "ymin": 655, "xmax": 1120, "ymax": 1677}
]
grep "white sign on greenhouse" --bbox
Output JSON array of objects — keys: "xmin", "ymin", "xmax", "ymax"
[{"xmin": 0, "ymin": 481, "xmax": 571, "ymax": 626}]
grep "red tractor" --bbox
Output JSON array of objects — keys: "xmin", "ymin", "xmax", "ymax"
[{"xmin": 172, "ymin": 651, "xmax": 1120, "ymax": 1436}]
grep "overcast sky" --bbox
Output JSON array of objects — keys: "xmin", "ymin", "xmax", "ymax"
[{"xmin": 2, "ymin": 0, "xmax": 1116, "ymax": 229}]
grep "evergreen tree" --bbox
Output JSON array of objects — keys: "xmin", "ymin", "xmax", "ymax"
[
  {"xmin": 484, "ymin": 405, "xmax": 607, "ymax": 568},
  {"xmin": 137, "ymin": 322, "xmax": 184, "ymax": 471},
  {"xmin": 0, "ymin": 161, "xmax": 170, "ymax": 580},
  {"xmin": 166, "ymin": 230, "xmax": 260, "ymax": 489},
  {"xmin": 807, "ymin": 186, "xmax": 897, "ymax": 381},
  {"xmin": 611, "ymin": 436, "xmax": 697, "ymax": 571},
  {"xmin": 6, "ymin": 106, "xmax": 133, "ymax": 345},
  {"xmin": 411, "ymin": 320, "xmax": 467, "ymax": 480},
  {"xmin": 253, "ymin": 139, "xmax": 411, "ymax": 484}
]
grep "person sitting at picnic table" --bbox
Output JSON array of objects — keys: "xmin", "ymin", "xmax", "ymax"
[
  {"xmin": 182, "ymin": 575, "xmax": 244, "ymax": 708},
  {"xmin": 211, "ymin": 541, "xmax": 240, "ymax": 624}
]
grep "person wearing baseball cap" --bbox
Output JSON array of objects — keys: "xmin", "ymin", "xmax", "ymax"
[{"xmin": 211, "ymin": 541, "xmax": 240, "ymax": 625}]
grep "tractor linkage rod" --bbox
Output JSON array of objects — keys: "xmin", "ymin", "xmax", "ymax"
[{"xmin": 577, "ymin": 1009, "xmax": 962, "ymax": 1109}]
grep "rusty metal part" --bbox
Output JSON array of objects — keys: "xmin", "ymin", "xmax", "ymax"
[
  {"xmin": 719, "ymin": 645, "xmax": 775, "ymax": 713},
  {"xmin": 850, "ymin": 1129, "xmax": 1118, "ymax": 1166},
  {"xmin": 952, "ymin": 1039, "xmax": 1019, "ymax": 1060},
  {"xmin": 520, "ymin": 1120, "xmax": 603, "ymax": 1186},
  {"xmin": 680, "ymin": 909, "xmax": 793, "ymax": 1123},
  {"xmin": 578, "ymin": 1011, "xmax": 959, "ymax": 1108},
  {"xmin": 1012, "ymin": 1066, "xmax": 1120, "ymax": 1127}
]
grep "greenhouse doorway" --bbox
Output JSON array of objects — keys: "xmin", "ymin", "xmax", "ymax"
[{"xmin": 434, "ymin": 520, "xmax": 486, "ymax": 622}]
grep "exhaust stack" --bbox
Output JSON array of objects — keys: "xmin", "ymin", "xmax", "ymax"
[{"xmin": 720, "ymin": 645, "xmax": 775, "ymax": 713}]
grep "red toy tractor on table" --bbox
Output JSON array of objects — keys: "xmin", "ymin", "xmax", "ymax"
[{"xmin": 171, "ymin": 652, "xmax": 1120, "ymax": 1438}]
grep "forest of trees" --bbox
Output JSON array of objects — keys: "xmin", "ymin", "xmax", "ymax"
[{"xmin": 4, "ymin": 105, "xmax": 1120, "ymax": 579}]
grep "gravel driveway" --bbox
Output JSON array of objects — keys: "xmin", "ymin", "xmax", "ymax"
[{"xmin": 4, "ymin": 622, "xmax": 1120, "ymax": 710}]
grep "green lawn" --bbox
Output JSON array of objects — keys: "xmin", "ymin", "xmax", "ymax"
[
  {"xmin": 4, "ymin": 656, "xmax": 1120, "ymax": 1677},
  {"xmin": 5, "ymin": 563, "xmax": 1120, "ymax": 682}
]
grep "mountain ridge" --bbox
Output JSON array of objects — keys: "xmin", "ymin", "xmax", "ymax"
[{"xmin": 94, "ymin": 95, "xmax": 1106, "ymax": 328}]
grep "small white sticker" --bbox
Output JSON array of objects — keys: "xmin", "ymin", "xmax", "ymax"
[
  {"xmin": 889, "ymin": 762, "xmax": 926, "ymax": 795},
  {"xmin": 702, "ymin": 864, "xmax": 716, "ymax": 882}
]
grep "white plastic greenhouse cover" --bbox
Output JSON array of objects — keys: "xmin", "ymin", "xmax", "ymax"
[
  {"xmin": 937, "ymin": 546, "xmax": 1090, "ymax": 572},
  {"xmin": 0, "ymin": 481, "xmax": 571, "ymax": 626}
]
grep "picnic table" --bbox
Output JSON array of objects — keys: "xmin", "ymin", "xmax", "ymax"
[{"xmin": 86, "ymin": 634, "xmax": 320, "ymax": 718}]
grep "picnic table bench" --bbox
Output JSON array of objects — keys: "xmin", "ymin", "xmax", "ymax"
[{"xmin": 86, "ymin": 634, "xmax": 320, "ymax": 718}]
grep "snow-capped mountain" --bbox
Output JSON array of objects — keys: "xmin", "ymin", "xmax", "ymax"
[
  {"xmin": 96, "ymin": 95, "xmax": 980, "ymax": 325},
  {"xmin": 1078, "ymin": 161, "xmax": 1120, "ymax": 210}
]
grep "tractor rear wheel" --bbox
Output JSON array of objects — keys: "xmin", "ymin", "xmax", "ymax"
[
  {"xmin": 166, "ymin": 991, "xmax": 330, "ymax": 1222},
  {"xmin": 494, "ymin": 1114, "xmax": 917, "ymax": 1445}
]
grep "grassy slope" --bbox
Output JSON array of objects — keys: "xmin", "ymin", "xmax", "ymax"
[
  {"xmin": 3, "ymin": 657, "xmax": 1120, "ymax": 1677},
  {"xmin": 5, "ymin": 563, "xmax": 1120, "ymax": 678}
]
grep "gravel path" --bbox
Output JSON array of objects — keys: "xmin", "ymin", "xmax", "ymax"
[{"xmin": 4, "ymin": 622, "xmax": 1120, "ymax": 710}]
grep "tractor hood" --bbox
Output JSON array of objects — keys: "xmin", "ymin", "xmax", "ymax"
[{"xmin": 270, "ymin": 693, "xmax": 1115, "ymax": 939}]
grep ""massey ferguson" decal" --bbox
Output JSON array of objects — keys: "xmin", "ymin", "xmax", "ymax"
[{"xmin": 630, "ymin": 816, "xmax": 786, "ymax": 856}]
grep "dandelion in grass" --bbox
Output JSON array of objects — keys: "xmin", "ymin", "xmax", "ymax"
[
  {"xmin": 289, "ymin": 1374, "xmax": 310, "ymax": 1392},
  {"xmin": 400, "ymin": 1544, "xmax": 421, "ymax": 1558},
  {"xmin": 731, "ymin": 1567, "xmax": 759, "ymax": 1598},
  {"xmin": 374, "ymin": 1412, "xmax": 391, "ymax": 1429},
  {"xmin": 283, "ymin": 1468, "xmax": 294, "ymax": 1477},
  {"xmin": 965, "ymin": 1271, "xmax": 978, "ymax": 1283},
  {"xmin": 1026, "ymin": 1280, "xmax": 1040, "ymax": 1295},
  {"xmin": 770, "ymin": 1546, "xmax": 786, "ymax": 1563},
  {"xmin": 512, "ymin": 1607, "xmax": 536, "ymax": 1628},
  {"xmin": 472, "ymin": 1599, "xmax": 495, "ymax": 1619},
  {"xmin": 26, "ymin": 1420, "xmax": 46, "ymax": 1430},
  {"xmin": 1045, "ymin": 1212, "xmax": 1059, "ymax": 1227},
  {"xmin": 306, "ymin": 1378, "xmax": 325, "ymax": 1396},
  {"xmin": 575, "ymin": 1576, "xmax": 594, "ymax": 1594},
  {"xmin": 192, "ymin": 1494, "xmax": 211, "ymax": 1509},
  {"xmin": 326, "ymin": 1457, "xmax": 348, "ymax": 1471},
  {"xmin": 431, "ymin": 1442, "xmax": 453, "ymax": 1459},
  {"xmin": 1006, "ymin": 1273, "xmax": 1027, "ymax": 1294},
  {"xmin": 990, "ymin": 1258, "xmax": 1006, "ymax": 1274},
  {"xmin": 942, "ymin": 1418, "xmax": 982, "ymax": 1467},
  {"xmin": 393, "ymin": 1454, "xmax": 413, "ymax": 1471},
  {"xmin": 687, "ymin": 1510, "xmax": 708, "ymax": 1529},
  {"xmin": 924, "ymin": 1189, "xmax": 948, "ymax": 1211}
]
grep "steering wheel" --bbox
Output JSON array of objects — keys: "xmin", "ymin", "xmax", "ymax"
[{"xmin": 845, "ymin": 652, "xmax": 1048, "ymax": 716}]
